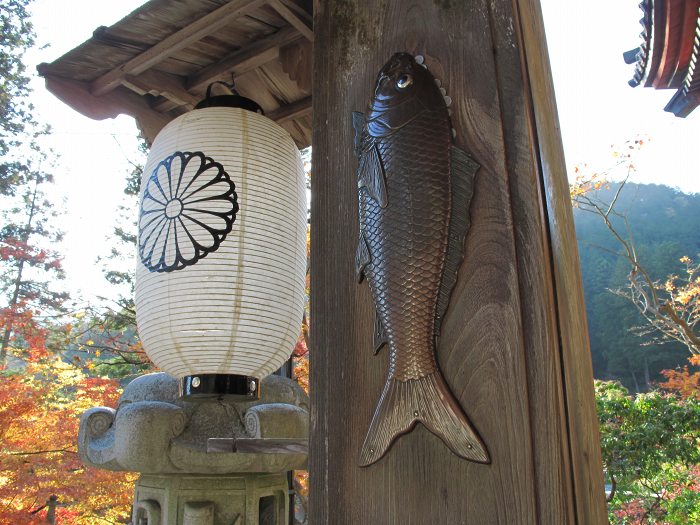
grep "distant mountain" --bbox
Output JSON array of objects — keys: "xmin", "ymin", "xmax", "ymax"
[{"xmin": 573, "ymin": 183, "xmax": 700, "ymax": 391}]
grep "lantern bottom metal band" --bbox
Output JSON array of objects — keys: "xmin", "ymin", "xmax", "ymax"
[{"xmin": 179, "ymin": 374, "xmax": 260, "ymax": 401}]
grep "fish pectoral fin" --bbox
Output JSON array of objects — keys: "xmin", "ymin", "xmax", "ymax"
[
  {"xmin": 357, "ymin": 143, "xmax": 388, "ymax": 208},
  {"xmin": 435, "ymin": 146, "xmax": 479, "ymax": 336},
  {"xmin": 359, "ymin": 373, "xmax": 489, "ymax": 467},
  {"xmin": 352, "ymin": 111, "xmax": 366, "ymax": 158},
  {"xmin": 373, "ymin": 310, "xmax": 388, "ymax": 355},
  {"xmin": 355, "ymin": 231, "xmax": 371, "ymax": 283}
]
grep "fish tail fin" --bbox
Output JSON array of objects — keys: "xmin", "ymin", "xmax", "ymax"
[{"xmin": 359, "ymin": 372, "xmax": 489, "ymax": 466}]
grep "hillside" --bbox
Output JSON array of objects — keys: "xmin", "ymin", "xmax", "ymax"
[{"xmin": 573, "ymin": 183, "xmax": 700, "ymax": 390}]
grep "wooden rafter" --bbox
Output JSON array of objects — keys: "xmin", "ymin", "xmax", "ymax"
[
  {"xmin": 41, "ymin": 74, "xmax": 170, "ymax": 142},
  {"xmin": 90, "ymin": 0, "xmax": 267, "ymax": 96},
  {"xmin": 267, "ymin": 96, "xmax": 312, "ymax": 123},
  {"xmin": 39, "ymin": 0, "xmax": 314, "ymax": 148},
  {"xmin": 122, "ymin": 70, "xmax": 200, "ymax": 109},
  {"xmin": 186, "ymin": 27, "xmax": 301, "ymax": 92},
  {"xmin": 268, "ymin": 0, "xmax": 314, "ymax": 42}
]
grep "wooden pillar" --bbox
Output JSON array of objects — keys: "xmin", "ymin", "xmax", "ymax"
[{"xmin": 310, "ymin": 1, "xmax": 607, "ymax": 523}]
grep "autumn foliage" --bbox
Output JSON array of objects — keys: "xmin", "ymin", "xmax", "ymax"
[
  {"xmin": 571, "ymin": 139, "xmax": 700, "ymax": 523},
  {"xmin": 0, "ymin": 362, "xmax": 135, "ymax": 524},
  {"xmin": 660, "ymin": 354, "xmax": 700, "ymax": 400}
]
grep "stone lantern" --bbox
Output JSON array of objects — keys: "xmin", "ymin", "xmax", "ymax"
[{"xmin": 78, "ymin": 372, "xmax": 308, "ymax": 525}]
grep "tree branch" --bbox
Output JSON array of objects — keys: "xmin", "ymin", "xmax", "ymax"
[{"xmin": 8, "ymin": 447, "xmax": 76, "ymax": 456}]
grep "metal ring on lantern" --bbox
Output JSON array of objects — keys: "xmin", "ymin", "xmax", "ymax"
[{"xmin": 179, "ymin": 374, "xmax": 260, "ymax": 401}]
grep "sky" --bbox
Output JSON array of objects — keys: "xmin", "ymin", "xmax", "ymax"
[
  {"xmin": 541, "ymin": 0, "xmax": 700, "ymax": 190},
  {"xmin": 21, "ymin": 0, "xmax": 700, "ymax": 304},
  {"xmin": 27, "ymin": 0, "xmax": 146, "ymax": 304}
]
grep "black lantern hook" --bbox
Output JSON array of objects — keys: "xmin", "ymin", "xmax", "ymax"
[
  {"xmin": 196, "ymin": 80, "xmax": 265, "ymax": 114},
  {"xmin": 205, "ymin": 80, "xmax": 238, "ymax": 98}
]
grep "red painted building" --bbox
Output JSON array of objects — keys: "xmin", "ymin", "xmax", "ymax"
[{"xmin": 626, "ymin": 0, "xmax": 700, "ymax": 116}]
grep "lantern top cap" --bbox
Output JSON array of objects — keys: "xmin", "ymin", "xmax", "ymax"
[{"xmin": 194, "ymin": 80, "xmax": 264, "ymax": 114}]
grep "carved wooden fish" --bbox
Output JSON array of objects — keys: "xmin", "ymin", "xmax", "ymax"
[{"xmin": 353, "ymin": 53, "xmax": 489, "ymax": 466}]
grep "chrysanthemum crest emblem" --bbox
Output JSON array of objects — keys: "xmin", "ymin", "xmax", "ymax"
[{"xmin": 139, "ymin": 151, "xmax": 238, "ymax": 272}]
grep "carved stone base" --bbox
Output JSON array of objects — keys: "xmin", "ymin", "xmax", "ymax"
[
  {"xmin": 77, "ymin": 372, "xmax": 308, "ymax": 525},
  {"xmin": 133, "ymin": 473, "xmax": 289, "ymax": 525}
]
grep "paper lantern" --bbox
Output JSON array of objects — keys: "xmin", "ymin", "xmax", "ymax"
[{"xmin": 134, "ymin": 95, "xmax": 307, "ymax": 399}]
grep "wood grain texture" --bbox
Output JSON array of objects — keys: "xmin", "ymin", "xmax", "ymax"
[
  {"xmin": 40, "ymin": 75, "xmax": 170, "ymax": 143},
  {"xmin": 122, "ymin": 70, "xmax": 200, "ymax": 109},
  {"xmin": 516, "ymin": 0, "xmax": 608, "ymax": 522},
  {"xmin": 90, "ymin": 0, "xmax": 268, "ymax": 96},
  {"xmin": 311, "ymin": 0, "xmax": 606, "ymax": 523},
  {"xmin": 186, "ymin": 27, "xmax": 301, "ymax": 92},
  {"xmin": 39, "ymin": 0, "xmax": 314, "ymax": 149},
  {"xmin": 269, "ymin": 0, "xmax": 315, "ymax": 42}
]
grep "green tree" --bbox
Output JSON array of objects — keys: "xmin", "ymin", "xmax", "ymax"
[
  {"xmin": 0, "ymin": 0, "xmax": 70, "ymax": 366},
  {"xmin": 572, "ymin": 164, "xmax": 700, "ymax": 388},
  {"xmin": 97, "ymin": 138, "xmax": 145, "ymax": 308},
  {"xmin": 0, "ymin": 147, "xmax": 68, "ymax": 364},
  {"xmin": 0, "ymin": 0, "xmax": 36, "ymax": 194},
  {"xmin": 73, "ymin": 138, "xmax": 152, "ymax": 376},
  {"xmin": 596, "ymin": 381, "xmax": 700, "ymax": 523}
]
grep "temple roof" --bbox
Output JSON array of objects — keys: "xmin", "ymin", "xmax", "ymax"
[
  {"xmin": 625, "ymin": 0, "xmax": 700, "ymax": 117},
  {"xmin": 37, "ymin": 0, "xmax": 312, "ymax": 147}
]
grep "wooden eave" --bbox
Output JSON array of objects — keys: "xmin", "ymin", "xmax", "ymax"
[
  {"xmin": 626, "ymin": 0, "xmax": 700, "ymax": 117},
  {"xmin": 36, "ymin": 0, "xmax": 313, "ymax": 148}
]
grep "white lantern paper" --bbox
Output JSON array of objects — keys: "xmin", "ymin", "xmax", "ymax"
[{"xmin": 135, "ymin": 104, "xmax": 307, "ymax": 397}]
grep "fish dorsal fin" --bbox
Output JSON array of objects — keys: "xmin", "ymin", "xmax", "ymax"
[
  {"xmin": 355, "ymin": 231, "xmax": 371, "ymax": 283},
  {"xmin": 374, "ymin": 309, "xmax": 388, "ymax": 355},
  {"xmin": 357, "ymin": 143, "xmax": 388, "ymax": 207},
  {"xmin": 435, "ymin": 146, "xmax": 479, "ymax": 336},
  {"xmin": 352, "ymin": 111, "xmax": 366, "ymax": 158}
]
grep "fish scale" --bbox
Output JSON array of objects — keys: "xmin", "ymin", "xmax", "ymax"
[
  {"xmin": 353, "ymin": 52, "xmax": 488, "ymax": 466},
  {"xmin": 360, "ymin": 110, "xmax": 451, "ymax": 381}
]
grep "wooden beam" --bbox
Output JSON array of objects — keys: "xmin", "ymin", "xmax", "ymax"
[
  {"xmin": 186, "ymin": 27, "xmax": 300, "ymax": 92},
  {"xmin": 41, "ymin": 74, "xmax": 170, "ymax": 144},
  {"xmin": 280, "ymin": 40, "xmax": 312, "ymax": 92},
  {"xmin": 267, "ymin": 0, "xmax": 314, "ymax": 42},
  {"xmin": 279, "ymin": 0, "xmax": 312, "ymax": 24},
  {"xmin": 516, "ymin": 0, "xmax": 608, "ymax": 522},
  {"xmin": 154, "ymin": 95, "xmax": 311, "ymax": 128},
  {"xmin": 310, "ymin": 0, "xmax": 606, "ymax": 523},
  {"xmin": 90, "ymin": 0, "xmax": 267, "ymax": 97},
  {"xmin": 267, "ymin": 96, "xmax": 312, "ymax": 123},
  {"xmin": 122, "ymin": 70, "xmax": 200, "ymax": 109},
  {"xmin": 152, "ymin": 97, "xmax": 184, "ymax": 114}
]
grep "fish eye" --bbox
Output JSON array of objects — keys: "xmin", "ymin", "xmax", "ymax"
[{"xmin": 396, "ymin": 74, "xmax": 413, "ymax": 89}]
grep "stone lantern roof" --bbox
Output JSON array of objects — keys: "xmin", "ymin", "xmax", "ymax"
[{"xmin": 625, "ymin": 0, "xmax": 700, "ymax": 116}]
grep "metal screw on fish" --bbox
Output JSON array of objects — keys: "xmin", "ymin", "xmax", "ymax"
[
  {"xmin": 249, "ymin": 379, "xmax": 257, "ymax": 392},
  {"xmin": 192, "ymin": 377, "xmax": 201, "ymax": 388}
]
